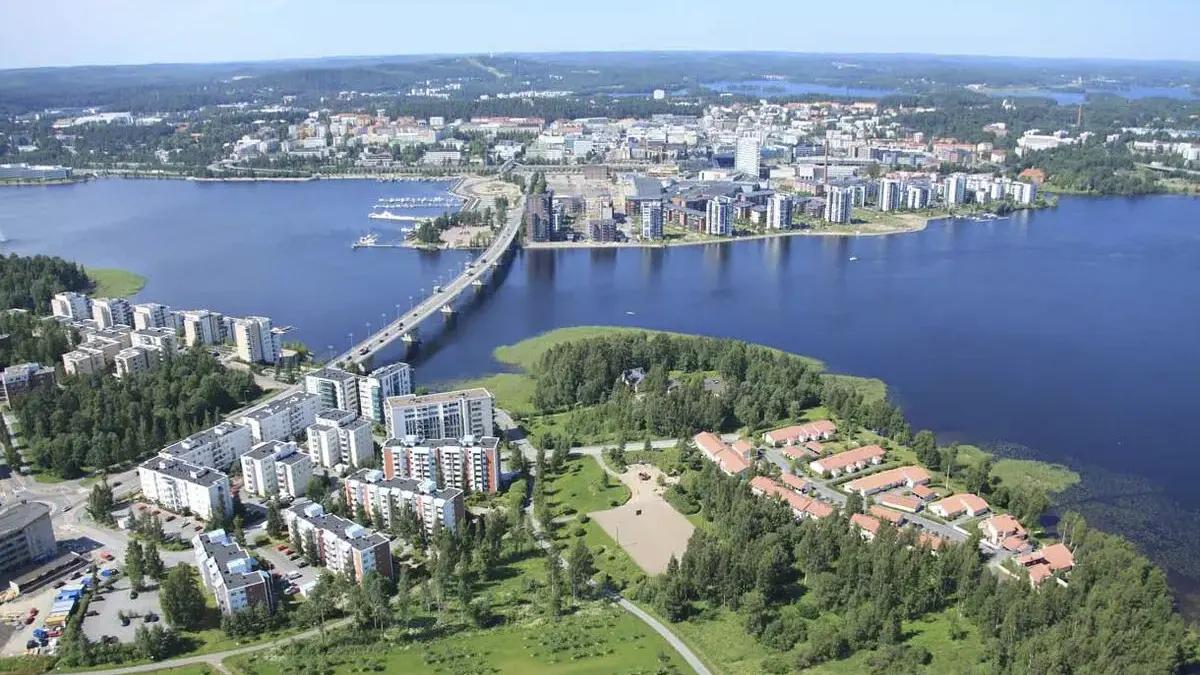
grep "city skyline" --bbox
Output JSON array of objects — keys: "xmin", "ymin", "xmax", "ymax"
[{"xmin": 2, "ymin": 0, "xmax": 1200, "ymax": 70}]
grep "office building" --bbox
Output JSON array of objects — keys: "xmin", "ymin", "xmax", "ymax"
[
  {"xmin": 0, "ymin": 363, "xmax": 55, "ymax": 404},
  {"xmin": 132, "ymin": 303, "xmax": 171, "ymax": 331},
  {"xmin": 357, "ymin": 363, "xmax": 413, "ymax": 423},
  {"xmin": 878, "ymin": 179, "xmax": 903, "ymax": 212},
  {"xmin": 160, "ymin": 421, "xmax": 253, "ymax": 471},
  {"xmin": 385, "ymin": 388, "xmax": 494, "ymax": 440},
  {"xmin": 765, "ymin": 194, "xmax": 793, "ymax": 230},
  {"xmin": 240, "ymin": 440, "xmax": 313, "ymax": 500},
  {"xmin": 382, "ymin": 435, "xmax": 500, "ymax": 494},
  {"xmin": 193, "ymin": 529, "xmax": 273, "ymax": 615},
  {"xmin": 0, "ymin": 503, "xmax": 56, "ymax": 574},
  {"xmin": 0, "ymin": 163, "xmax": 71, "ymax": 181},
  {"xmin": 945, "ymin": 173, "xmax": 968, "ymax": 206},
  {"xmin": 735, "ymin": 136, "xmax": 761, "ymax": 177},
  {"xmin": 233, "ymin": 316, "xmax": 282, "ymax": 365},
  {"xmin": 824, "ymin": 186, "xmax": 853, "ymax": 224},
  {"xmin": 283, "ymin": 500, "xmax": 393, "ymax": 582},
  {"xmin": 114, "ymin": 347, "xmax": 156, "ymax": 379},
  {"xmin": 705, "ymin": 196, "xmax": 733, "ymax": 236},
  {"xmin": 641, "ymin": 201, "xmax": 664, "ymax": 240},
  {"xmin": 182, "ymin": 310, "xmax": 224, "ymax": 347},
  {"xmin": 239, "ymin": 391, "xmax": 320, "ymax": 443},
  {"xmin": 523, "ymin": 191, "xmax": 554, "ymax": 242},
  {"xmin": 50, "ymin": 292, "xmax": 90, "ymax": 320},
  {"xmin": 305, "ymin": 367, "xmax": 360, "ymax": 415},
  {"xmin": 91, "ymin": 298, "xmax": 133, "ymax": 329},
  {"xmin": 306, "ymin": 409, "xmax": 374, "ymax": 469},
  {"xmin": 343, "ymin": 469, "xmax": 464, "ymax": 538},
  {"xmin": 137, "ymin": 456, "xmax": 233, "ymax": 521}
]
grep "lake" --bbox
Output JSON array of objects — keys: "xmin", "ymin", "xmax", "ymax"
[
  {"xmin": 3, "ymin": 179, "xmax": 1200, "ymax": 602},
  {"xmin": 705, "ymin": 79, "xmax": 897, "ymax": 98}
]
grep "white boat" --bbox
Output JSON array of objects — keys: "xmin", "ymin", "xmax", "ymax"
[
  {"xmin": 353, "ymin": 233, "xmax": 379, "ymax": 248},
  {"xmin": 368, "ymin": 210, "xmax": 421, "ymax": 222},
  {"xmin": 849, "ymin": 256, "xmax": 858, "ymax": 261}
]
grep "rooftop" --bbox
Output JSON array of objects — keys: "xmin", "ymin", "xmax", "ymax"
[
  {"xmin": 0, "ymin": 502, "xmax": 50, "ymax": 536},
  {"xmin": 139, "ymin": 456, "xmax": 228, "ymax": 487},
  {"xmin": 387, "ymin": 387, "xmax": 492, "ymax": 407},
  {"xmin": 242, "ymin": 392, "xmax": 318, "ymax": 421}
]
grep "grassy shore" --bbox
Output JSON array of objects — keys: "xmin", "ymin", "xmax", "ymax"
[{"xmin": 85, "ymin": 267, "xmax": 146, "ymax": 297}]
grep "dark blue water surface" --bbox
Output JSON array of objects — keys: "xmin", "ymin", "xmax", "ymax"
[{"xmin": 4, "ymin": 179, "xmax": 1200, "ymax": 595}]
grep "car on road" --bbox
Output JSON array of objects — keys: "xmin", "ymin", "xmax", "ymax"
[
  {"xmin": 165, "ymin": 514, "xmax": 176, "ymax": 522},
  {"xmin": 63, "ymin": 505, "xmax": 72, "ymax": 512},
  {"xmin": 286, "ymin": 571, "xmax": 302, "ymax": 580},
  {"xmin": 357, "ymin": 347, "xmax": 368, "ymax": 355},
  {"xmin": 193, "ymin": 524, "xmax": 203, "ymax": 531}
]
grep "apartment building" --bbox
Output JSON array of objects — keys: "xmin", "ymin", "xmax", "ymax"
[
  {"xmin": 132, "ymin": 303, "xmax": 172, "ymax": 330},
  {"xmin": 357, "ymin": 362, "xmax": 413, "ymax": 422},
  {"xmin": 765, "ymin": 193, "xmax": 792, "ymax": 229},
  {"xmin": 641, "ymin": 201, "xmax": 664, "ymax": 240},
  {"xmin": 381, "ymin": 435, "xmax": 500, "ymax": 494},
  {"xmin": 192, "ymin": 529, "xmax": 273, "ymax": 615},
  {"xmin": 233, "ymin": 316, "xmax": 282, "ymax": 365},
  {"xmin": 0, "ymin": 362, "xmax": 55, "ymax": 404},
  {"xmin": 705, "ymin": 196, "xmax": 733, "ymax": 236},
  {"xmin": 342, "ymin": 469, "xmax": 464, "ymax": 537},
  {"xmin": 385, "ymin": 388, "xmax": 494, "ymax": 440},
  {"xmin": 50, "ymin": 292, "xmax": 90, "ymax": 320},
  {"xmin": 283, "ymin": 500, "xmax": 393, "ymax": 582},
  {"xmin": 131, "ymin": 327, "xmax": 177, "ymax": 354},
  {"xmin": 824, "ymin": 186, "xmax": 853, "ymax": 224},
  {"xmin": 305, "ymin": 367, "xmax": 360, "ymax": 414},
  {"xmin": 91, "ymin": 298, "xmax": 133, "ymax": 329},
  {"xmin": 137, "ymin": 456, "xmax": 233, "ymax": 520},
  {"xmin": 240, "ymin": 440, "xmax": 312, "ymax": 500},
  {"xmin": 182, "ymin": 310, "xmax": 225, "ymax": 347},
  {"xmin": 114, "ymin": 346, "xmax": 157, "ymax": 379},
  {"xmin": 0, "ymin": 503, "xmax": 56, "ymax": 574},
  {"xmin": 305, "ymin": 409, "xmax": 374, "ymax": 468},
  {"xmin": 239, "ymin": 391, "xmax": 320, "ymax": 443},
  {"xmin": 160, "ymin": 421, "xmax": 253, "ymax": 471}
]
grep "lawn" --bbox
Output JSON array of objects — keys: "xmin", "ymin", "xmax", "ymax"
[
  {"xmin": 990, "ymin": 458, "xmax": 1080, "ymax": 494},
  {"xmin": 805, "ymin": 610, "xmax": 988, "ymax": 675},
  {"xmin": 85, "ymin": 267, "xmax": 147, "ymax": 298},
  {"xmin": 545, "ymin": 455, "xmax": 630, "ymax": 516},
  {"xmin": 225, "ymin": 605, "xmax": 690, "ymax": 675},
  {"xmin": 451, "ymin": 372, "xmax": 536, "ymax": 416}
]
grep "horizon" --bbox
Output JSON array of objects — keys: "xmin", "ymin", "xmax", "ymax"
[{"xmin": 2, "ymin": 0, "xmax": 1200, "ymax": 70}]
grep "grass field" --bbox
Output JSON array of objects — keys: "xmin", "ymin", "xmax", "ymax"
[
  {"xmin": 225, "ymin": 605, "xmax": 689, "ymax": 675},
  {"xmin": 85, "ymin": 267, "xmax": 147, "ymax": 298}
]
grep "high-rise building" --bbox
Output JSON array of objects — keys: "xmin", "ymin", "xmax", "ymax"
[
  {"xmin": 91, "ymin": 297, "xmax": 133, "ymax": 329},
  {"xmin": 523, "ymin": 191, "xmax": 554, "ymax": 242},
  {"xmin": 342, "ymin": 469, "xmax": 464, "ymax": 538},
  {"xmin": 385, "ymin": 388, "xmax": 495, "ymax": 440},
  {"xmin": 283, "ymin": 500, "xmax": 393, "ymax": 582},
  {"xmin": 945, "ymin": 173, "xmax": 968, "ymax": 206},
  {"xmin": 305, "ymin": 409, "xmax": 374, "ymax": 468},
  {"xmin": 159, "ymin": 421, "xmax": 253, "ymax": 471},
  {"xmin": 382, "ymin": 435, "xmax": 501, "ymax": 494},
  {"xmin": 735, "ymin": 136, "xmax": 761, "ymax": 177},
  {"xmin": 824, "ymin": 186, "xmax": 853, "ymax": 224},
  {"xmin": 705, "ymin": 196, "xmax": 733, "ymax": 236},
  {"xmin": 193, "ymin": 529, "xmax": 274, "ymax": 616},
  {"xmin": 641, "ymin": 201, "xmax": 664, "ymax": 240},
  {"xmin": 0, "ymin": 503, "xmax": 56, "ymax": 574},
  {"xmin": 878, "ymin": 179, "xmax": 903, "ymax": 212},
  {"xmin": 182, "ymin": 310, "xmax": 224, "ymax": 347},
  {"xmin": 358, "ymin": 363, "xmax": 414, "ymax": 423},
  {"xmin": 905, "ymin": 185, "xmax": 930, "ymax": 210},
  {"xmin": 50, "ymin": 292, "xmax": 91, "ymax": 320},
  {"xmin": 114, "ymin": 347, "xmax": 156, "ymax": 379},
  {"xmin": 305, "ymin": 367, "xmax": 360, "ymax": 414},
  {"xmin": 132, "ymin": 303, "xmax": 171, "ymax": 331},
  {"xmin": 766, "ymin": 194, "xmax": 793, "ymax": 230},
  {"xmin": 233, "ymin": 316, "xmax": 281, "ymax": 365},
  {"xmin": 240, "ymin": 440, "xmax": 312, "ymax": 500},
  {"xmin": 0, "ymin": 363, "xmax": 56, "ymax": 404},
  {"xmin": 131, "ymin": 327, "xmax": 177, "ymax": 354}
]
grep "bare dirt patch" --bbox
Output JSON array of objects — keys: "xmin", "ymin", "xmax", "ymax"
[{"xmin": 590, "ymin": 463, "xmax": 694, "ymax": 574}]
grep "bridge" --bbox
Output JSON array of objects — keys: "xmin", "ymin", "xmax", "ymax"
[{"xmin": 339, "ymin": 196, "xmax": 525, "ymax": 367}]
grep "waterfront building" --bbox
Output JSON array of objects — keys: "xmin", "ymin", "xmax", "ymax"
[
  {"xmin": 342, "ymin": 469, "xmax": 464, "ymax": 537},
  {"xmin": 182, "ymin": 310, "xmax": 225, "ymax": 347},
  {"xmin": 0, "ymin": 503, "xmax": 56, "ymax": 574},
  {"xmin": 50, "ymin": 292, "xmax": 90, "ymax": 320},
  {"xmin": 159, "ymin": 421, "xmax": 253, "ymax": 471},
  {"xmin": 233, "ymin": 316, "xmax": 282, "ymax": 364},
  {"xmin": 305, "ymin": 409, "xmax": 374, "ymax": 469},
  {"xmin": 705, "ymin": 196, "xmax": 733, "ymax": 236},
  {"xmin": 282, "ymin": 500, "xmax": 393, "ymax": 582},
  {"xmin": 131, "ymin": 327, "xmax": 176, "ymax": 355},
  {"xmin": 193, "ymin": 529, "xmax": 274, "ymax": 615},
  {"xmin": 0, "ymin": 163, "xmax": 71, "ymax": 181},
  {"xmin": 0, "ymin": 363, "xmax": 55, "ymax": 404},
  {"xmin": 766, "ymin": 194, "xmax": 793, "ymax": 229},
  {"xmin": 132, "ymin": 303, "xmax": 171, "ymax": 331},
  {"xmin": 524, "ymin": 191, "xmax": 554, "ymax": 242},
  {"xmin": 385, "ymin": 388, "xmax": 494, "ymax": 440},
  {"xmin": 878, "ymin": 179, "xmax": 903, "ymax": 212},
  {"xmin": 91, "ymin": 297, "xmax": 133, "ymax": 329},
  {"xmin": 824, "ymin": 186, "xmax": 853, "ymax": 224},
  {"xmin": 239, "ymin": 391, "xmax": 320, "ymax": 443},
  {"xmin": 137, "ymin": 456, "xmax": 233, "ymax": 521},
  {"xmin": 305, "ymin": 367, "xmax": 360, "ymax": 415},
  {"xmin": 357, "ymin": 363, "xmax": 414, "ymax": 423},
  {"xmin": 239, "ymin": 440, "xmax": 312, "ymax": 500},
  {"xmin": 641, "ymin": 201, "xmax": 664, "ymax": 240},
  {"xmin": 905, "ymin": 185, "xmax": 930, "ymax": 210},
  {"xmin": 381, "ymin": 435, "xmax": 501, "ymax": 494},
  {"xmin": 945, "ymin": 173, "xmax": 968, "ymax": 206},
  {"xmin": 735, "ymin": 136, "xmax": 761, "ymax": 177}
]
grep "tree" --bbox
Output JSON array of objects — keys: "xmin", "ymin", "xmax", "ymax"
[
  {"xmin": 304, "ymin": 529, "xmax": 320, "ymax": 567},
  {"xmin": 941, "ymin": 444, "xmax": 961, "ymax": 489},
  {"xmin": 290, "ymin": 524, "xmax": 305, "ymax": 560},
  {"xmin": 299, "ymin": 571, "xmax": 344, "ymax": 647},
  {"xmin": 143, "ymin": 541, "xmax": 165, "ymax": 581},
  {"xmin": 159, "ymin": 565, "xmax": 206, "ymax": 631},
  {"xmin": 124, "ymin": 539, "xmax": 145, "ymax": 591},
  {"xmin": 567, "ymin": 538, "xmax": 597, "ymax": 600},
  {"xmin": 544, "ymin": 549, "xmax": 564, "ymax": 618},
  {"xmin": 86, "ymin": 476, "xmax": 116, "ymax": 525},
  {"xmin": 233, "ymin": 515, "xmax": 246, "ymax": 546},
  {"xmin": 134, "ymin": 624, "xmax": 180, "ymax": 661},
  {"xmin": 844, "ymin": 492, "xmax": 864, "ymax": 515},
  {"xmin": 352, "ymin": 571, "xmax": 392, "ymax": 632},
  {"xmin": 266, "ymin": 499, "xmax": 285, "ymax": 539}
]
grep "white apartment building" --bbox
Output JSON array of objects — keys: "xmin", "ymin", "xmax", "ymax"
[
  {"xmin": 343, "ymin": 469, "xmax": 464, "ymax": 537},
  {"xmin": 62, "ymin": 348, "xmax": 107, "ymax": 376},
  {"xmin": 906, "ymin": 185, "xmax": 930, "ymax": 210},
  {"xmin": 240, "ymin": 440, "xmax": 312, "ymax": 500},
  {"xmin": 735, "ymin": 135, "xmax": 761, "ymax": 177},
  {"xmin": 825, "ymin": 186, "xmax": 854, "ymax": 224},
  {"xmin": 306, "ymin": 409, "xmax": 374, "ymax": 469},
  {"xmin": 641, "ymin": 201, "xmax": 664, "ymax": 240},
  {"xmin": 945, "ymin": 173, "xmax": 968, "ymax": 206},
  {"xmin": 91, "ymin": 298, "xmax": 133, "ymax": 329},
  {"xmin": 193, "ymin": 529, "xmax": 274, "ymax": 615},
  {"xmin": 282, "ymin": 500, "xmax": 393, "ymax": 582},
  {"xmin": 132, "ymin": 303, "xmax": 172, "ymax": 331},
  {"xmin": 50, "ymin": 292, "xmax": 90, "ymax": 320},
  {"xmin": 305, "ymin": 367, "xmax": 360, "ymax": 414},
  {"xmin": 160, "ymin": 421, "xmax": 253, "ymax": 471},
  {"xmin": 878, "ymin": 179, "xmax": 903, "ymax": 212},
  {"xmin": 357, "ymin": 363, "xmax": 413, "ymax": 423},
  {"xmin": 382, "ymin": 435, "xmax": 501, "ymax": 494},
  {"xmin": 233, "ymin": 316, "xmax": 282, "ymax": 364},
  {"xmin": 114, "ymin": 346, "xmax": 156, "ymax": 379},
  {"xmin": 138, "ymin": 456, "xmax": 233, "ymax": 521},
  {"xmin": 766, "ymin": 194, "xmax": 792, "ymax": 229},
  {"xmin": 182, "ymin": 310, "xmax": 224, "ymax": 347},
  {"xmin": 131, "ymin": 327, "xmax": 177, "ymax": 354},
  {"xmin": 385, "ymin": 388, "xmax": 494, "ymax": 440},
  {"xmin": 705, "ymin": 196, "xmax": 733, "ymax": 236},
  {"xmin": 239, "ymin": 391, "xmax": 320, "ymax": 443}
]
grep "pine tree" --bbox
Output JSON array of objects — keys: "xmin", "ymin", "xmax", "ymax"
[{"xmin": 266, "ymin": 499, "xmax": 285, "ymax": 539}]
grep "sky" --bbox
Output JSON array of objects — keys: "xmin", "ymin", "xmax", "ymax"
[{"xmin": 2, "ymin": 0, "xmax": 1199, "ymax": 70}]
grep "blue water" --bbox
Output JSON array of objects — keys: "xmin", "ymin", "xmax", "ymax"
[
  {"xmin": 3, "ymin": 180, "xmax": 1200, "ymax": 596},
  {"xmin": 705, "ymin": 79, "xmax": 897, "ymax": 98}
]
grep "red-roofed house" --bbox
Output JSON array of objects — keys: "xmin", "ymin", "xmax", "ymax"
[
  {"xmin": 981, "ymin": 514, "xmax": 1026, "ymax": 547},
  {"xmin": 809, "ymin": 445, "xmax": 886, "ymax": 477},
  {"xmin": 731, "ymin": 439, "xmax": 756, "ymax": 460},
  {"xmin": 762, "ymin": 420, "xmax": 837, "ymax": 446},
  {"xmin": 850, "ymin": 513, "xmax": 882, "ymax": 540},
  {"xmin": 842, "ymin": 465, "xmax": 930, "ymax": 496},
  {"xmin": 929, "ymin": 493, "xmax": 990, "ymax": 519},
  {"xmin": 1017, "ymin": 543, "xmax": 1075, "ymax": 577},
  {"xmin": 910, "ymin": 484, "xmax": 937, "ymax": 501},
  {"xmin": 869, "ymin": 504, "xmax": 907, "ymax": 526},
  {"xmin": 878, "ymin": 493, "xmax": 923, "ymax": 513},
  {"xmin": 692, "ymin": 432, "xmax": 751, "ymax": 476},
  {"xmin": 750, "ymin": 475, "xmax": 832, "ymax": 521},
  {"xmin": 917, "ymin": 531, "xmax": 946, "ymax": 552},
  {"xmin": 780, "ymin": 473, "xmax": 810, "ymax": 493}
]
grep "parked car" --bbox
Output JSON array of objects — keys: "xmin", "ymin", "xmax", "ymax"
[
  {"xmin": 24, "ymin": 616, "xmax": 34, "ymax": 625},
  {"xmin": 144, "ymin": 613, "xmax": 158, "ymax": 623},
  {"xmin": 193, "ymin": 524, "xmax": 203, "ymax": 532},
  {"xmin": 52, "ymin": 580, "xmax": 65, "ymax": 589},
  {"xmin": 286, "ymin": 571, "xmax": 302, "ymax": 580},
  {"xmin": 275, "ymin": 544, "xmax": 288, "ymax": 552},
  {"xmin": 120, "ymin": 617, "xmax": 130, "ymax": 627},
  {"xmin": 165, "ymin": 515, "xmax": 176, "ymax": 522},
  {"xmin": 297, "ymin": 561, "xmax": 308, "ymax": 568},
  {"xmin": 284, "ymin": 587, "xmax": 299, "ymax": 596}
]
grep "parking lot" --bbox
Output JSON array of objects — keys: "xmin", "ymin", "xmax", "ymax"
[
  {"xmin": 248, "ymin": 524, "xmax": 321, "ymax": 596},
  {"xmin": 79, "ymin": 577, "xmax": 165, "ymax": 644}
]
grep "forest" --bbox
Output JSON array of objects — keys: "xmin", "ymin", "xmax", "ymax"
[
  {"xmin": 0, "ymin": 253, "xmax": 92, "ymax": 313},
  {"xmin": 1008, "ymin": 139, "xmax": 1163, "ymax": 194},
  {"xmin": 14, "ymin": 348, "xmax": 261, "ymax": 477},
  {"xmin": 0, "ymin": 311, "xmax": 75, "ymax": 369},
  {"xmin": 639, "ymin": 461, "xmax": 1192, "ymax": 674}
]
